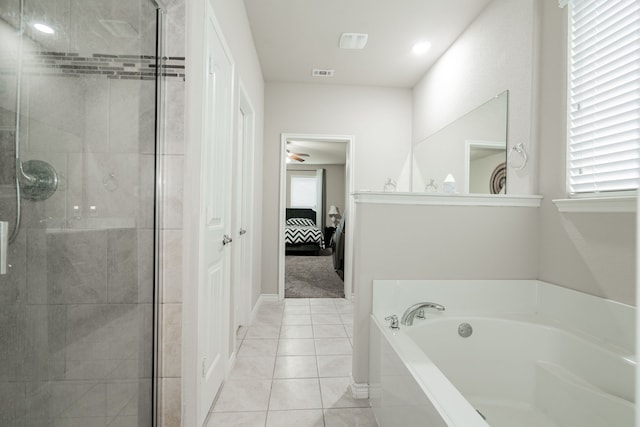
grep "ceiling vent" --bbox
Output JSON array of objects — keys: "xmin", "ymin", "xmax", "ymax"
[
  {"xmin": 339, "ymin": 33, "xmax": 368, "ymax": 49},
  {"xmin": 312, "ymin": 69, "xmax": 335, "ymax": 77}
]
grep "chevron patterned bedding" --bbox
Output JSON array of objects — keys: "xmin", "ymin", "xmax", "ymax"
[{"xmin": 285, "ymin": 218, "xmax": 324, "ymax": 248}]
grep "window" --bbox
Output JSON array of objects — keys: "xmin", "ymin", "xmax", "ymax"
[
  {"xmin": 290, "ymin": 175, "xmax": 317, "ymax": 208},
  {"xmin": 565, "ymin": 0, "xmax": 640, "ymax": 195}
]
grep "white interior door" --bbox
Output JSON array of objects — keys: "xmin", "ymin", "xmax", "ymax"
[
  {"xmin": 234, "ymin": 84, "xmax": 254, "ymax": 328},
  {"xmin": 198, "ymin": 9, "xmax": 234, "ymax": 425}
]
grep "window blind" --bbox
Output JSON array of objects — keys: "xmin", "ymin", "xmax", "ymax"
[
  {"xmin": 567, "ymin": 0, "xmax": 640, "ymax": 194},
  {"xmin": 290, "ymin": 176, "xmax": 317, "ymax": 208}
]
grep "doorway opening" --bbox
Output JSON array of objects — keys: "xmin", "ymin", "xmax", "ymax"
[{"xmin": 278, "ymin": 134, "xmax": 354, "ymax": 300}]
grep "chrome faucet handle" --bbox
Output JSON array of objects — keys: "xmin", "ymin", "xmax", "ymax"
[{"xmin": 384, "ymin": 315, "xmax": 400, "ymax": 330}]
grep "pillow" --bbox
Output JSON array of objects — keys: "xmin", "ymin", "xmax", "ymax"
[{"xmin": 286, "ymin": 217, "xmax": 316, "ymax": 226}]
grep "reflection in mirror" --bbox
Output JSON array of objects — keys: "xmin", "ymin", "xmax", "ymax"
[{"xmin": 413, "ymin": 90, "xmax": 508, "ymax": 194}]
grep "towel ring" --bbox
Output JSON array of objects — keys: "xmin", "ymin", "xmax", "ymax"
[{"xmin": 508, "ymin": 143, "xmax": 528, "ymax": 170}]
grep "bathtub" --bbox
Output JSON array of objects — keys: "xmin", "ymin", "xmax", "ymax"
[{"xmin": 368, "ymin": 280, "xmax": 636, "ymax": 427}]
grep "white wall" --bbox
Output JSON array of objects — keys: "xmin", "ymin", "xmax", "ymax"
[
  {"xmin": 412, "ymin": 0, "xmax": 536, "ymax": 195},
  {"xmin": 261, "ymin": 82, "xmax": 412, "ymax": 294},
  {"xmin": 536, "ymin": 2, "xmax": 635, "ymax": 305}
]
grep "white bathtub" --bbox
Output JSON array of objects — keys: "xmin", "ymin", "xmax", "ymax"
[{"xmin": 369, "ymin": 280, "xmax": 636, "ymax": 427}]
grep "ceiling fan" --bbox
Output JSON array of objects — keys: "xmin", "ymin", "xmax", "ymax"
[{"xmin": 286, "ymin": 149, "xmax": 309, "ymax": 162}]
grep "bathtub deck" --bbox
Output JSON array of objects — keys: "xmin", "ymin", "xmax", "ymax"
[{"xmin": 470, "ymin": 398, "xmax": 557, "ymax": 427}]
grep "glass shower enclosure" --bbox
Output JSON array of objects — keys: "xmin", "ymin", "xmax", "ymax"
[{"xmin": 0, "ymin": 0, "xmax": 161, "ymax": 425}]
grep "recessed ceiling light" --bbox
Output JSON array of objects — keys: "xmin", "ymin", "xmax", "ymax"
[
  {"xmin": 412, "ymin": 41, "xmax": 431, "ymax": 55},
  {"xmin": 33, "ymin": 23, "xmax": 55, "ymax": 34}
]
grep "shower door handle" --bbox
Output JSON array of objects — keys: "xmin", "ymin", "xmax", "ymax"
[{"xmin": 0, "ymin": 221, "xmax": 8, "ymax": 275}]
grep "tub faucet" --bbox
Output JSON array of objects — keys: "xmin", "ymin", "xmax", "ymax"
[{"xmin": 401, "ymin": 302, "xmax": 445, "ymax": 326}]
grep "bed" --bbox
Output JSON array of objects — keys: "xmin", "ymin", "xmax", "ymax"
[{"xmin": 285, "ymin": 208, "xmax": 324, "ymax": 255}]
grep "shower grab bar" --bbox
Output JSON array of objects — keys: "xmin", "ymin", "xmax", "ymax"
[{"xmin": 0, "ymin": 221, "xmax": 8, "ymax": 275}]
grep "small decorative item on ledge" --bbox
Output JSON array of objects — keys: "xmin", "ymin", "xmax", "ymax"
[
  {"xmin": 425, "ymin": 179, "xmax": 438, "ymax": 193},
  {"xmin": 442, "ymin": 174, "xmax": 456, "ymax": 194},
  {"xmin": 383, "ymin": 178, "xmax": 397, "ymax": 192}
]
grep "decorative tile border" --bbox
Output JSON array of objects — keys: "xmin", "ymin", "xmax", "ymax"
[{"xmin": 0, "ymin": 51, "xmax": 185, "ymax": 80}]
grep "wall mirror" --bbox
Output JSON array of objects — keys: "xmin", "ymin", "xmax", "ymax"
[{"xmin": 412, "ymin": 90, "xmax": 509, "ymax": 194}]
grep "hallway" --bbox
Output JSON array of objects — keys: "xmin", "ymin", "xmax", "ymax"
[{"xmin": 206, "ymin": 298, "xmax": 378, "ymax": 426}]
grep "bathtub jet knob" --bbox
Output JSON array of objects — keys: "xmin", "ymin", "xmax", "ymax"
[{"xmin": 384, "ymin": 315, "xmax": 399, "ymax": 330}]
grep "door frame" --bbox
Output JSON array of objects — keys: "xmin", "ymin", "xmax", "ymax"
[
  {"xmin": 464, "ymin": 139, "xmax": 506, "ymax": 193},
  {"xmin": 278, "ymin": 133, "xmax": 355, "ymax": 300}
]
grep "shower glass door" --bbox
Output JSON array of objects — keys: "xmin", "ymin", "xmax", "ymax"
[{"xmin": 0, "ymin": 0, "xmax": 159, "ymax": 425}]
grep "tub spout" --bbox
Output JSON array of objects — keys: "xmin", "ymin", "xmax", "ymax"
[{"xmin": 401, "ymin": 302, "xmax": 445, "ymax": 326}]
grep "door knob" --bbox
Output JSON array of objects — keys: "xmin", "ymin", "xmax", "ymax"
[
  {"xmin": 239, "ymin": 228, "xmax": 247, "ymax": 236},
  {"xmin": 222, "ymin": 234, "xmax": 233, "ymax": 246}
]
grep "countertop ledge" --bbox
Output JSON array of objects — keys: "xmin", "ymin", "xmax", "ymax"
[
  {"xmin": 352, "ymin": 191, "xmax": 543, "ymax": 207},
  {"xmin": 552, "ymin": 196, "xmax": 637, "ymax": 213}
]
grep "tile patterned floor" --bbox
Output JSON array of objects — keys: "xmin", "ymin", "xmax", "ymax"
[{"xmin": 206, "ymin": 298, "xmax": 379, "ymax": 427}]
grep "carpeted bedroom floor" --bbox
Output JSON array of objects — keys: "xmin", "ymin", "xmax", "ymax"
[{"xmin": 285, "ymin": 249, "xmax": 345, "ymax": 298}]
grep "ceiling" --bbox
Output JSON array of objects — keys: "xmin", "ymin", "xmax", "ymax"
[
  {"xmin": 287, "ymin": 140, "xmax": 347, "ymax": 165},
  {"xmin": 243, "ymin": 0, "xmax": 492, "ymax": 88}
]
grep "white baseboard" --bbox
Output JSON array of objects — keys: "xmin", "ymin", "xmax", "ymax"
[
  {"xmin": 350, "ymin": 378, "xmax": 369, "ymax": 400},
  {"xmin": 258, "ymin": 293, "xmax": 279, "ymax": 303}
]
